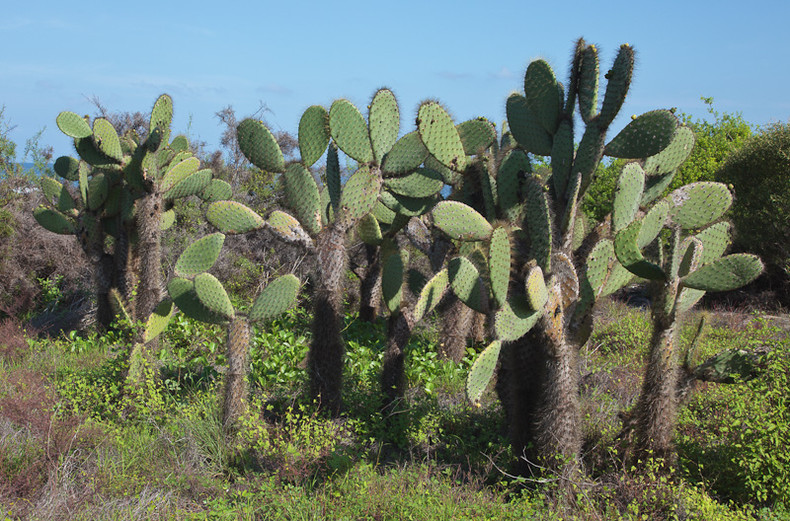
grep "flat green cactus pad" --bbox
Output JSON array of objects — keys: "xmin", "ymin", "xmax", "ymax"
[
  {"xmin": 466, "ymin": 340, "xmax": 501, "ymax": 406},
  {"xmin": 604, "ymin": 110, "xmax": 678, "ymax": 159},
  {"xmin": 298, "ymin": 105, "xmax": 330, "ymax": 167},
  {"xmin": 695, "ymin": 222, "xmax": 732, "ymax": 265},
  {"xmin": 357, "ymin": 214, "xmax": 383, "ymax": 246},
  {"xmin": 614, "ymin": 219, "xmax": 666, "ymax": 280},
  {"xmin": 598, "ymin": 44, "xmax": 634, "ymax": 127},
  {"xmin": 237, "ymin": 118, "xmax": 285, "ymax": 173},
  {"xmin": 160, "ymin": 209, "xmax": 175, "ymax": 231},
  {"xmin": 161, "ymin": 156, "xmax": 200, "ymax": 193},
  {"xmin": 164, "ymin": 169, "xmax": 212, "ymax": 200},
  {"xmin": 206, "ymin": 201, "xmax": 264, "ymax": 234},
  {"xmin": 382, "ymin": 250, "xmax": 405, "ymax": 313},
  {"xmin": 417, "ymin": 102, "xmax": 466, "ymax": 171},
  {"xmin": 578, "ymin": 45, "xmax": 600, "ymax": 123},
  {"xmin": 413, "ymin": 268, "xmax": 449, "ymax": 323},
  {"xmin": 150, "ymin": 95, "xmax": 173, "ymax": 143},
  {"xmin": 431, "ymin": 201, "xmax": 492, "ymax": 241},
  {"xmin": 488, "ymin": 227, "xmax": 511, "ymax": 308},
  {"xmin": 33, "ymin": 206, "xmax": 74, "ymax": 235},
  {"xmin": 339, "ymin": 166, "xmax": 381, "ymax": 223},
  {"xmin": 92, "ymin": 118, "xmax": 123, "ymax": 162},
  {"xmin": 681, "ymin": 254, "xmax": 763, "ymax": 292},
  {"xmin": 175, "ymin": 233, "xmax": 225, "ymax": 277},
  {"xmin": 329, "ymin": 99, "xmax": 373, "ymax": 163},
  {"xmin": 267, "ymin": 210, "xmax": 309, "ymax": 244},
  {"xmin": 613, "ymin": 163, "xmax": 645, "ymax": 232},
  {"xmin": 87, "ymin": 173, "xmax": 109, "ymax": 211},
  {"xmin": 448, "ymin": 256, "xmax": 486, "ymax": 313},
  {"xmin": 637, "ymin": 200, "xmax": 669, "ymax": 248},
  {"xmin": 369, "ymin": 89, "xmax": 400, "ymax": 165},
  {"xmin": 143, "ymin": 300, "xmax": 174, "ymax": 343},
  {"xmin": 383, "ymin": 168, "xmax": 443, "ymax": 198},
  {"xmin": 249, "ymin": 274, "xmax": 300, "ymax": 322},
  {"xmin": 194, "ymin": 272, "xmax": 235, "ymax": 320},
  {"xmin": 372, "ymin": 200, "xmax": 396, "ymax": 224},
  {"xmin": 40, "ymin": 176, "xmax": 64, "ymax": 202},
  {"xmin": 381, "ymin": 131, "xmax": 429, "ymax": 175},
  {"xmin": 380, "ymin": 190, "xmax": 437, "ymax": 217},
  {"xmin": 170, "ymin": 135, "xmax": 189, "ymax": 153},
  {"xmin": 523, "ymin": 59, "xmax": 561, "ymax": 134},
  {"xmin": 200, "ymin": 178, "xmax": 233, "ymax": 202},
  {"xmin": 644, "ymin": 125, "xmax": 695, "ymax": 177},
  {"xmin": 678, "ymin": 237, "xmax": 703, "ymax": 278},
  {"xmin": 284, "ymin": 163, "xmax": 322, "ymax": 235},
  {"xmin": 525, "ymin": 266, "xmax": 548, "ymax": 310},
  {"xmin": 74, "ymin": 136, "xmax": 113, "ymax": 167},
  {"xmin": 54, "ymin": 156, "xmax": 80, "ymax": 181},
  {"xmin": 167, "ymin": 277, "xmax": 226, "ymax": 325},
  {"xmin": 524, "ymin": 178, "xmax": 552, "ymax": 271},
  {"xmin": 57, "ymin": 111, "xmax": 93, "ymax": 139},
  {"xmin": 457, "ymin": 118, "xmax": 497, "ymax": 155},
  {"xmin": 494, "ymin": 299, "xmax": 540, "ymax": 342},
  {"xmin": 506, "ymin": 94, "xmax": 552, "ymax": 156},
  {"xmin": 497, "ymin": 150, "xmax": 530, "ymax": 221},
  {"xmin": 668, "ymin": 182, "xmax": 732, "ymax": 229}
]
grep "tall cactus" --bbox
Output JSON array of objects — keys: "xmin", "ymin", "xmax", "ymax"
[
  {"xmin": 422, "ymin": 39, "xmax": 681, "ymax": 477},
  {"xmin": 609, "ymin": 145, "xmax": 763, "ymax": 462},
  {"xmin": 170, "ymin": 229, "xmax": 300, "ymax": 430},
  {"xmin": 35, "ymin": 95, "xmax": 224, "ymax": 385}
]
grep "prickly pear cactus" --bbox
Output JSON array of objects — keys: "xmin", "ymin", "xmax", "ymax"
[{"xmin": 608, "ymin": 145, "xmax": 762, "ymax": 461}]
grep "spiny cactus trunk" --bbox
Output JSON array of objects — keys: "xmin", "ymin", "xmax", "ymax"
[
  {"xmin": 135, "ymin": 193, "xmax": 164, "ymax": 322},
  {"xmin": 359, "ymin": 244, "xmax": 382, "ymax": 322},
  {"xmin": 497, "ymin": 313, "xmax": 581, "ymax": 479},
  {"xmin": 309, "ymin": 223, "xmax": 347, "ymax": 415},
  {"xmin": 113, "ymin": 226, "xmax": 138, "ymax": 320},
  {"xmin": 636, "ymin": 282, "xmax": 681, "ymax": 464},
  {"xmin": 438, "ymin": 296, "xmax": 475, "ymax": 362},
  {"xmin": 223, "ymin": 316, "xmax": 251, "ymax": 431},
  {"xmin": 95, "ymin": 252, "xmax": 115, "ymax": 328},
  {"xmin": 381, "ymin": 310, "xmax": 414, "ymax": 409}
]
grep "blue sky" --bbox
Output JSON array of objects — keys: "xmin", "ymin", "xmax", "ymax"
[{"xmin": 3, "ymin": 1, "xmax": 789, "ymax": 160}]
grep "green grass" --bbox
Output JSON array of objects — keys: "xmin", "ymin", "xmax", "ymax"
[{"xmin": 0, "ymin": 301, "xmax": 788, "ymax": 519}]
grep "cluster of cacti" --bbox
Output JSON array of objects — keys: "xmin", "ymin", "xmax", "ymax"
[
  {"xmin": 34, "ymin": 95, "xmax": 231, "ymax": 385},
  {"xmin": 33, "ymin": 39, "xmax": 765, "ymax": 477},
  {"xmin": 419, "ymin": 39, "xmax": 688, "ymax": 476},
  {"xmin": 169, "ymin": 231, "xmax": 300, "ymax": 429},
  {"xmin": 609, "ymin": 137, "xmax": 762, "ymax": 461}
]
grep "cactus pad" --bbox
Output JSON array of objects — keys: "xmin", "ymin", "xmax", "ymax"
[
  {"xmin": 200, "ymin": 179, "xmax": 233, "ymax": 202},
  {"xmin": 524, "ymin": 178, "xmax": 552, "ymax": 271},
  {"xmin": 329, "ymin": 99, "xmax": 373, "ymax": 163},
  {"xmin": 369, "ymin": 89, "xmax": 400, "ymax": 164},
  {"xmin": 164, "ymin": 169, "xmax": 212, "ymax": 200},
  {"xmin": 413, "ymin": 268, "xmax": 449, "ymax": 323},
  {"xmin": 644, "ymin": 125, "xmax": 695, "ymax": 177},
  {"xmin": 249, "ymin": 274, "xmax": 300, "ymax": 322},
  {"xmin": 489, "ymin": 227, "xmax": 511, "ymax": 308},
  {"xmin": 167, "ymin": 277, "xmax": 226, "ymax": 325},
  {"xmin": 457, "ymin": 118, "xmax": 497, "ymax": 155},
  {"xmin": 614, "ymin": 219, "xmax": 666, "ymax": 280},
  {"xmin": 33, "ymin": 206, "xmax": 74, "ymax": 235},
  {"xmin": 678, "ymin": 237, "xmax": 703, "ymax": 278},
  {"xmin": 668, "ymin": 182, "xmax": 732, "ymax": 229},
  {"xmin": 598, "ymin": 44, "xmax": 634, "ymax": 127},
  {"xmin": 149, "ymin": 94, "xmax": 173, "ymax": 141},
  {"xmin": 381, "ymin": 131, "xmax": 429, "ymax": 175},
  {"xmin": 578, "ymin": 45, "xmax": 600, "ymax": 123},
  {"xmin": 283, "ymin": 163, "xmax": 322, "ymax": 235},
  {"xmin": 357, "ymin": 214, "xmax": 383, "ymax": 246},
  {"xmin": 92, "ymin": 118, "xmax": 123, "ymax": 162},
  {"xmin": 431, "ymin": 201, "xmax": 492, "ymax": 241},
  {"xmin": 339, "ymin": 166, "xmax": 381, "ymax": 223},
  {"xmin": 54, "ymin": 156, "xmax": 80, "ymax": 181},
  {"xmin": 524, "ymin": 60, "xmax": 561, "ymax": 134},
  {"xmin": 505, "ymin": 94, "xmax": 553, "ymax": 156},
  {"xmin": 448, "ymin": 256, "xmax": 486, "ymax": 313},
  {"xmin": 383, "ymin": 168, "xmax": 443, "ymax": 198},
  {"xmin": 525, "ymin": 266, "xmax": 548, "ymax": 310},
  {"xmin": 382, "ymin": 250, "xmax": 405, "ymax": 313},
  {"xmin": 143, "ymin": 299, "xmax": 174, "ymax": 343},
  {"xmin": 681, "ymin": 254, "xmax": 763, "ymax": 292},
  {"xmin": 380, "ymin": 190, "xmax": 437, "ymax": 218},
  {"xmin": 160, "ymin": 209, "xmax": 175, "ymax": 231},
  {"xmin": 206, "ymin": 201, "xmax": 265, "ymax": 234},
  {"xmin": 604, "ymin": 110, "xmax": 678, "ymax": 159},
  {"xmin": 466, "ymin": 340, "xmax": 501, "ymax": 405},
  {"xmin": 237, "ymin": 118, "xmax": 285, "ymax": 173},
  {"xmin": 161, "ymin": 156, "xmax": 200, "ymax": 193},
  {"xmin": 298, "ymin": 105, "xmax": 330, "ymax": 167},
  {"xmin": 613, "ymin": 163, "xmax": 646, "ymax": 232},
  {"xmin": 494, "ymin": 299, "xmax": 540, "ymax": 342},
  {"xmin": 194, "ymin": 272, "xmax": 235, "ymax": 320},
  {"xmin": 266, "ymin": 210, "xmax": 310, "ymax": 245},
  {"xmin": 56, "ymin": 112, "xmax": 92, "ymax": 139},
  {"xmin": 637, "ymin": 200, "xmax": 669, "ymax": 248},
  {"xmin": 497, "ymin": 150, "xmax": 530, "ymax": 221},
  {"xmin": 694, "ymin": 222, "xmax": 732, "ymax": 265},
  {"xmin": 175, "ymin": 232, "xmax": 225, "ymax": 277},
  {"xmin": 417, "ymin": 102, "xmax": 466, "ymax": 171},
  {"xmin": 87, "ymin": 173, "xmax": 108, "ymax": 211}
]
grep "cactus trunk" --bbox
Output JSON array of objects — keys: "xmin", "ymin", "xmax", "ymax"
[
  {"xmin": 381, "ymin": 310, "xmax": 415, "ymax": 408},
  {"xmin": 438, "ymin": 296, "xmax": 475, "ymax": 362},
  {"xmin": 223, "ymin": 316, "xmax": 251, "ymax": 431},
  {"xmin": 635, "ymin": 281, "xmax": 681, "ymax": 464},
  {"xmin": 497, "ymin": 314, "xmax": 581, "ymax": 479},
  {"xmin": 358, "ymin": 244, "xmax": 382, "ymax": 322},
  {"xmin": 135, "ymin": 193, "xmax": 164, "ymax": 321},
  {"xmin": 309, "ymin": 223, "xmax": 347, "ymax": 414}
]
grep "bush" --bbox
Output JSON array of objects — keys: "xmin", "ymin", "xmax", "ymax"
[{"xmin": 717, "ymin": 122, "xmax": 790, "ymax": 297}]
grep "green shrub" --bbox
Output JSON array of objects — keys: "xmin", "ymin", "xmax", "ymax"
[{"xmin": 717, "ymin": 122, "xmax": 790, "ymax": 293}]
